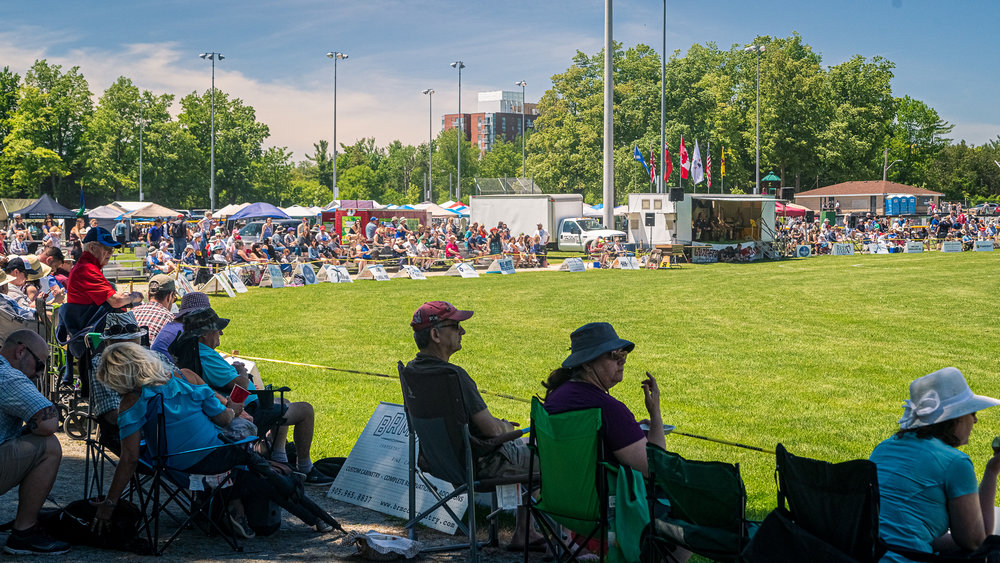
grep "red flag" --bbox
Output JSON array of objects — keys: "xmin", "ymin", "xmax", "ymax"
[
  {"xmin": 706, "ymin": 141, "xmax": 712, "ymax": 190},
  {"xmin": 663, "ymin": 141, "xmax": 674, "ymax": 183},
  {"xmin": 679, "ymin": 136, "xmax": 689, "ymax": 180},
  {"xmin": 649, "ymin": 145, "xmax": 657, "ymax": 185}
]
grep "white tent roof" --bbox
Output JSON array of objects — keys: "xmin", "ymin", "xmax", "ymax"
[
  {"xmin": 88, "ymin": 204, "xmax": 128, "ymax": 220},
  {"xmin": 216, "ymin": 202, "xmax": 250, "ymax": 218},
  {"xmin": 416, "ymin": 202, "xmax": 464, "ymax": 218},
  {"xmin": 281, "ymin": 205, "xmax": 319, "ymax": 218},
  {"xmin": 125, "ymin": 202, "xmax": 180, "ymax": 219},
  {"xmin": 112, "ymin": 201, "xmax": 148, "ymax": 213}
]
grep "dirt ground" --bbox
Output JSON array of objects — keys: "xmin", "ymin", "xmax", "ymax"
[{"xmin": 0, "ymin": 433, "xmax": 535, "ymax": 562}]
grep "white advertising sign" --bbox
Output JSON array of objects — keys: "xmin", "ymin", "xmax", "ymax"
[
  {"xmin": 904, "ymin": 242, "xmax": 924, "ymax": 253},
  {"xmin": 941, "ymin": 241, "xmax": 963, "ymax": 253},
  {"xmin": 328, "ymin": 402, "xmax": 464, "ymax": 535},
  {"xmin": 832, "ymin": 243, "xmax": 855, "ymax": 256}
]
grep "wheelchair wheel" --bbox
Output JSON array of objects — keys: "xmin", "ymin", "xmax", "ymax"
[{"xmin": 64, "ymin": 411, "xmax": 89, "ymax": 440}]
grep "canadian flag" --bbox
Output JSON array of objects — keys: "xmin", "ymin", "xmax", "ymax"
[{"xmin": 679, "ymin": 136, "xmax": 689, "ymax": 180}]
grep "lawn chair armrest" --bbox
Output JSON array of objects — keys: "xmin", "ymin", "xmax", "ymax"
[{"xmin": 159, "ymin": 436, "xmax": 257, "ymax": 459}]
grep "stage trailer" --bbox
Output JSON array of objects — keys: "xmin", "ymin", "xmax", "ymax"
[{"xmin": 627, "ymin": 193, "xmax": 777, "ymax": 246}]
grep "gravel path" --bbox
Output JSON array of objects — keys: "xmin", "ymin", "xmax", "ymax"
[{"xmin": 0, "ymin": 433, "xmax": 533, "ymax": 561}]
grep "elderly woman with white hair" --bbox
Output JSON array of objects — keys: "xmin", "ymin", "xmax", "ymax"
[{"xmin": 871, "ymin": 368, "xmax": 1000, "ymax": 560}]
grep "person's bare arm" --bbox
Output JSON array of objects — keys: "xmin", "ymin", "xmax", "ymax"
[
  {"xmin": 27, "ymin": 404, "xmax": 59, "ymax": 436},
  {"xmin": 946, "ymin": 492, "xmax": 987, "ymax": 551},
  {"xmin": 470, "ymin": 407, "xmax": 517, "ymax": 439},
  {"xmin": 106, "ymin": 292, "xmax": 133, "ymax": 308}
]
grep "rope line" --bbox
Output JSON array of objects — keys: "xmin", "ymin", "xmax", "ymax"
[{"xmin": 232, "ymin": 352, "xmax": 774, "ymax": 455}]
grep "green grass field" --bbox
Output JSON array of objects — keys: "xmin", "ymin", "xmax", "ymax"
[{"xmin": 210, "ymin": 251, "xmax": 1000, "ymax": 518}]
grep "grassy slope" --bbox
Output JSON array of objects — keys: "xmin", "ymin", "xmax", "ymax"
[{"xmin": 211, "ymin": 251, "xmax": 1000, "ymax": 517}]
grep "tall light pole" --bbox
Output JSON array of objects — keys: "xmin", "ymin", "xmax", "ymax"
[
  {"xmin": 515, "ymin": 80, "xmax": 527, "ymax": 179},
  {"xmin": 602, "ymin": 0, "xmax": 614, "ymax": 230},
  {"xmin": 659, "ymin": 0, "xmax": 666, "ymax": 194},
  {"xmin": 326, "ymin": 51, "xmax": 348, "ymax": 200},
  {"xmin": 422, "ymin": 89, "xmax": 435, "ymax": 202},
  {"xmin": 450, "ymin": 60, "xmax": 465, "ymax": 201},
  {"xmin": 199, "ymin": 52, "xmax": 224, "ymax": 212},
  {"xmin": 744, "ymin": 44, "xmax": 765, "ymax": 194},
  {"xmin": 882, "ymin": 147, "xmax": 902, "ymax": 181},
  {"xmin": 138, "ymin": 102, "xmax": 144, "ymax": 202}
]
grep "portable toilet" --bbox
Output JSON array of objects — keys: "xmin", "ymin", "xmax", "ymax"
[
  {"xmin": 905, "ymin": 195, "xmax": 916, "ymax": 215},
  {"xmin": 884, "ymin": 195, "xmax": 897, "ymax": 216}
]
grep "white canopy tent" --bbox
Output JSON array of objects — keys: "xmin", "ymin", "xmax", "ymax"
[
  {"xmin": 281, "ymin": 205, "xmax": 319, "ymax": 218},
  {"xmin": 216, "ymin": 202, "xmax": 250, "ymax": 218}
]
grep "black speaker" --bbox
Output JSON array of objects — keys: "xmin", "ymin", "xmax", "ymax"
[
  {"xmin": 645, "ymin": 213, "xmax": 655, "ymax": 227},
  {"xmin": 668, "ymin": 187, "xmax": 684, "ymax": 202},
  {"xmin": 781, "ymin": 187, "xmax": 795, "ymax": 201},
  {"xmin": 805, "ymin": 210, "xmax": 815, "ymax": 223}
]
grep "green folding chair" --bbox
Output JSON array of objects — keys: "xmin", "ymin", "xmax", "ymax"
[
  {"xmin": 525, "ymin": 397, "xmax": 610, "ymax": 562},
  {"xmin": 642, "ymin": 443, "xmax": 757, "ymax": 563}
]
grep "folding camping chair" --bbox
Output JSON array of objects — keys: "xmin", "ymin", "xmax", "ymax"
[
  {"xmin": 741, "ymin": 443, "xmax": 881, "ymax": 563},
  {"xmin": 525, "ymin": 397, "xmax": 610, "ymax": 562},
  {"xmin": 642, "ymin": 443, "xmax": 758, "ymax": 563},
  {"xmin": 137, "ymin": 393, "xmax": 257, "ymax": 555},
  {"xmin": 397, "ymin": 361, "xmax": 529, "ymax": 561}
]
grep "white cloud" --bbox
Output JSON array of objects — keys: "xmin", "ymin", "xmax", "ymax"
[{"xmin": 948, "ymin": 120, "xmax": 999, "ymax": 146}]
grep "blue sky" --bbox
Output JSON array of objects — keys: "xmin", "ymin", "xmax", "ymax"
[{"xmin": 2, "ymin": 0, "xmax": 998, "ymax": 161}]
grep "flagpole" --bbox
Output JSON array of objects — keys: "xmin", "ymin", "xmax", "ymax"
[{"xmin": 659, "ymin": 0, "xmax": 666, "ymax": 194}]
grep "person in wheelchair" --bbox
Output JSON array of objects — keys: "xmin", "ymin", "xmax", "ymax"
[
  {"xmin": 92, "ymin": 342, "xmax": 337, "ymax": 540},
  {"xmin": 870, "ymin": 368, "xmax": 1000, "ymax": 561},
  {"xmin": 168, "ymin": 308, "xmax": 333, "ymax": 485}
]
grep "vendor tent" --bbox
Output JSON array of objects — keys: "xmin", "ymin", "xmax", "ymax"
[
  {"xmin": 228, "ymin": 202, "xmax": 291, "ymax": 221},
  {"xmin": 11, "ymin": 194, "xmax": 78, "ymax": 219},
  {"xmin": 775, "ymin": 201, "xmax": 808, "ymax": 217},
  {"xmin": 216, "ymin": 202, "xmax": 250, "ymax": 218},
  {"xmin": 87, "ymin": 204, "xmax": 129, "ymax": 233},
  {"xmin": 415, "ymin": 202, "xmax": 464, "ymax": 218},
  {"xmin": 125, "ymin": 202, "xmax": 180, "ymax": 219},
  {"xmin": 112, "ymin": 201, "xmax": 149, "ymax": 213},
  {"xmin": 0, "ymin": 199, "xmax": 37, "ymax": 223},
  {"xmin": 281, "ymin": 205, "xmax": 318, "ymax": 218}
]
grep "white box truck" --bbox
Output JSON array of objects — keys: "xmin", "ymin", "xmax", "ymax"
[{"xmin": 470, "ymin": 194, "xmax": 626, "ymax": 251}]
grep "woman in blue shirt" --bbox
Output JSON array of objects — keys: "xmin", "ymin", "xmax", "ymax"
[{"xmin": 871, "ymin": 367, "xmax": 1000, "ymax": 561}]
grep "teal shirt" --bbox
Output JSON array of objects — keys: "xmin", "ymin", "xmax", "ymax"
[
  {"xmin": 870, "ymin": 433, "xmax": 978, "ymax": 561},
  {"xmin": 118, "ymin": 375, "xmax": 226, "ymax": 470},
  {"xmin": 198, "ymin": 343, "xmax": 258, "ymax": 405}
]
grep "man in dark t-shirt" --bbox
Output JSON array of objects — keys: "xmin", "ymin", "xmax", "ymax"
[{"xmin": 401, "ymin": 301, "xmax": 540, "ymax": 550}]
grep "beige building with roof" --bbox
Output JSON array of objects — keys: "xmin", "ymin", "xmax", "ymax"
[{"xmin": 794, "ymin": 181, "xmax": 943, "ymax": 215}]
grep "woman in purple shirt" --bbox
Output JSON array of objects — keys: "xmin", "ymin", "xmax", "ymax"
[{"xmin": 543, "ymin": 322, "xmax": 666, "ymax": 476}]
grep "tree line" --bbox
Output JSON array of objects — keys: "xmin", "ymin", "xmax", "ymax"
[{"xmin": 1, "ymin": 35, "xmax": 998, "ymax": 209}]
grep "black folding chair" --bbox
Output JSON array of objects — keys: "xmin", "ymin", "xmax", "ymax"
[{"xmin": 398, "ymin": 361, "xmax": 528, "ymax": 561}]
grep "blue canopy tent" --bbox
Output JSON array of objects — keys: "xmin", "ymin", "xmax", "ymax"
[{"xmin": 228, "ymin": 202, "xmax": 291, "ymax": 221}]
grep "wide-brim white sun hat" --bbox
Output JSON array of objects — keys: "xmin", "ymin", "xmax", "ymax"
[{"xmin": 899, "ymin": 367, "xmax": 1000, "ymax": 430}]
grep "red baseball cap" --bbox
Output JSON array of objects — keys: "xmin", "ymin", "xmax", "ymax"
[{"xmin": 411, "ymin": 301, "xmax": 473, "ymax": 331}]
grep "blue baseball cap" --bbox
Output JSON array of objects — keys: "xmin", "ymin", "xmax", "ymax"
[{"xmin": 83, "ymin": 226, "xmax": 121, "ymax": 247}]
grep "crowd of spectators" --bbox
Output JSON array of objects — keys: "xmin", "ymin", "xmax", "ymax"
[{"xmin": 782, "ymin": 204, "xmax": 1000, "ymax": 254}]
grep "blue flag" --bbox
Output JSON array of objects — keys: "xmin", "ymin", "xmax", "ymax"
[{"xmin": 633, "ymin": 146, "xmax": 650, "ymax": 174}]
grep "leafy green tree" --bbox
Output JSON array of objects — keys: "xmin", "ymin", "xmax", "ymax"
[
  {"xmin": 337, "ymin": 165, "xmax": 379, "ymax": 200},
  {"xmin": 1, "ymin": 60, "xmax": 93, "ymax": 199},
  {"xmin": 380, "ymin": 140, "xmax": 419, "ymax": 203},
  {"xmin": 479, "ymin": 136, "xmax": 521, "ymax": 179},
  {"xmin": 432, "ymin": 128, "xmax": 478, "ymax": 201},
  {"xmin": 305, "ymin": 140, "xmax": 333, "ymax": 191},
  {"xmin": 251, "ymin": 146, "xmax": 295, "ymax": 203},
  {"xmin": 886, "ymin": 96, "xmax": 953, "ymax": 187},
  {"xmin": 178, "ymin": 89, "xmax": 270, "ymax": 206},
  {"xmin": 0, "ymin": 67, "xmax": 19, "ymax": 160},
  {"xmin": 85, "ymin": 77, "xmax": 174, "ymax": 201}
]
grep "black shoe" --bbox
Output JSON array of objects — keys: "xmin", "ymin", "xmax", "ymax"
[
  {"xmin": 4, "ymin": 526, "xmax": 70, "ymax": 555},
  {"xmin": 226, "ymin": 509, "xmax": 256, "ymax": 539},
  {"xmin": 304, "ymin": 466, "xmax": 334, "ymax": 485}
]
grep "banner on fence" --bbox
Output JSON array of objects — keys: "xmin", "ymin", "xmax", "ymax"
[
  {"xmin": 358, "ymin": 265, "xmax": 391, "ymax": 281},
  {"xmin": 200, "ymin": 272, "xmax": 235, "ymax": 297},
  {"xmin": 446, "ymin": 262, "xmax": 480, "ymax": 278},
  {"xmin": 691, "ymin": 246, "xmax": 717, "ymax": 264},
  {"xmin": 260, "ymin": 264, "xmax": 285, "ymax": 288},
  {"xmin": 485, "ymin": 258, "xmax": 516, "ymax": 275},
  {"xmin": 559, "ymin": 257, "xmax": 587, "ymax": 271},
  {"xmin": 297, "ymin": 263, "xmax": 318, "ymax": 285},
  {"xmin": 327, "ymin": 402, "xmax": 463, "ymax": 535},
  {"xmin": 832, "ymin": 243, "xmax": 855, "ymax": 256},
  {"xmin": 225, "ymin": 269, "xmax": 249, "ymax": 293},
  {"xmin": 616, "ymin": 256, "xmax": 641, "ymax": 270},
  {"xmin": 395, "ymin": 264, "xmax": 427, "ymax": 280}
]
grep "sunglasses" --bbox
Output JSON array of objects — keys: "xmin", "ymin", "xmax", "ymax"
[
  {"xmin": 19, "ymin": 343, "xmax": 46, "ymax": 375},
  {"xmin": 608, "ymin": 349, "xmax": 629, "ymax": 363},
  {"xmin": 435, "ymin": 322, "xmax": 462, "ymax": 331}
]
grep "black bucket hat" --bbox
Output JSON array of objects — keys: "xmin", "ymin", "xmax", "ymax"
[{"xmin": 562, "ymin": 322, "xmax": 635, "ymax": 369}]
